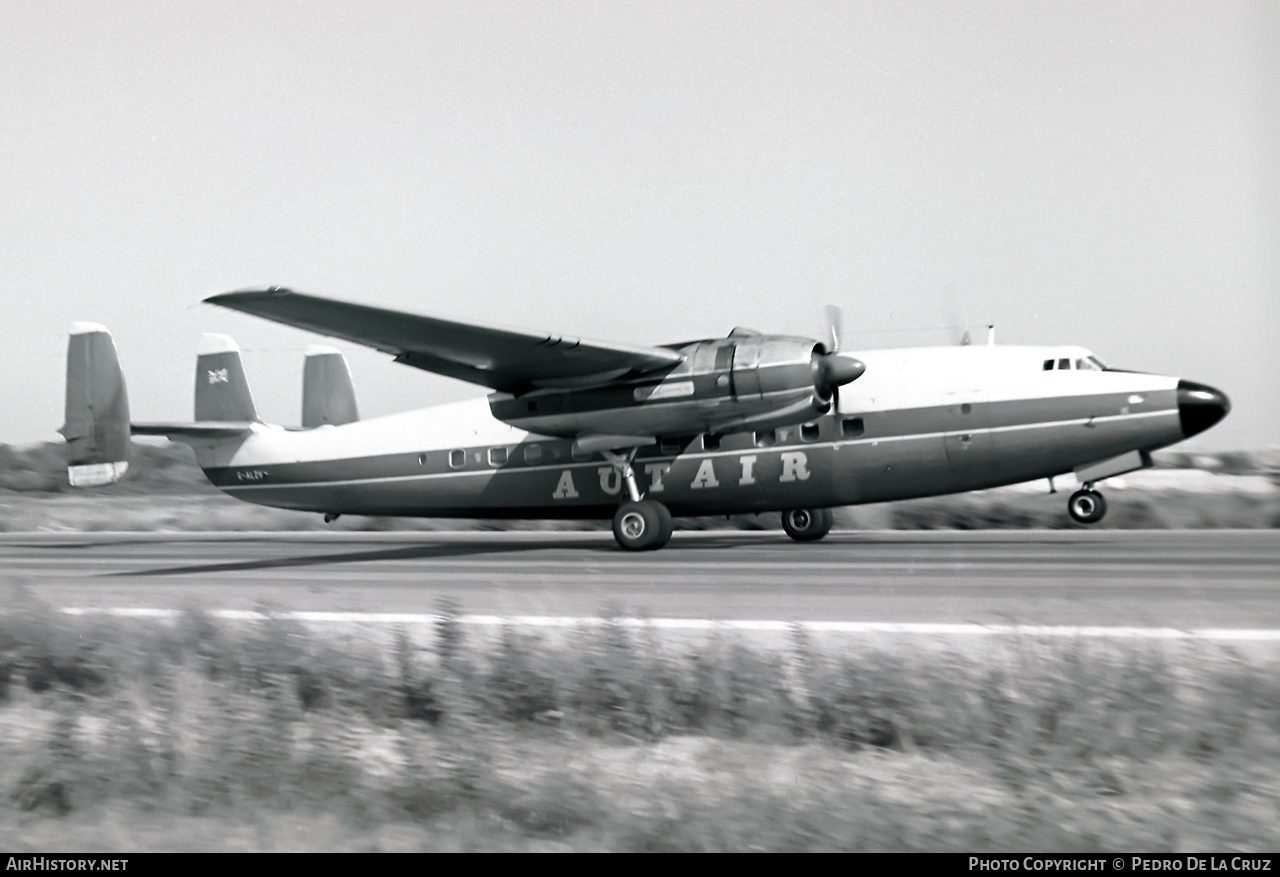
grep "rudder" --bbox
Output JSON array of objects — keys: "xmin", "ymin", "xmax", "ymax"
[
  {"xmin": 59, "ymin": 323, "xmax": 131, "ymax": 486},
  {"xmin": 195, "ymin": 334, "xmax": 259, "ymax": 422}
]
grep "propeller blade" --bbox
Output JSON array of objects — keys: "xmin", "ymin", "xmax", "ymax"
[
  {"xmin": 814, "ymin": 305, "xmax": 861, "ymax": 407},
  {"xmin": 823, "ymin": 304, "xmax": 843, "ymax": 354}
]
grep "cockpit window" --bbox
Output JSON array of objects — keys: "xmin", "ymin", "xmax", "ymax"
[
  {"xmin": 1043, "ymin": 359, "xmax": 1054, "ymax": 371},
  {"xmin": 1057, "ymin": 358, "xmax": 1071, "ymax": 370},
  {"xmin": 1086, "ymin": 355, "xmax": 1108, "ymax": 370}
]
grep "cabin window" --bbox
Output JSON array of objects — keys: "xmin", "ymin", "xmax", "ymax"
[
  {"xmin": 571, "ymin": 444, "xmax": 593, "ymax": 461},
  {"xmin": 841, "ymin": 417, "xmax": 865, "ymax": 438},
  {"xmin": 526, "ymin": 400, "xmax": 538, "ymax": 412},
  {"xmin": 1043, "ymin": 359, "xmax": 1054, "ymax": 371},
  {"xmin": 754, "ymin": 430, "xmax": 776, "ymax": 448},
  {"xmin": 659, "ymin": 436, "xmax": 683, "ymax": 455},
  {"xmin": 489, "ymin": 447, "xmax": 508, "ymax": 467},
  {"xmin": 417, "ymin": 453, "xmax": 427, "ymax": 466},
  {"xmin": 449, "ymin": 449, "xmax": 465, "ymax": 469},
  {"xmin": 702, "ymin": 433, "xmax": 721, "ymax": 450},
  {"xmin": 1058, "ymin": 358, "xmax": 1071, "ymax": 370},
  {"xmin": 523, "ymin": 443, "xmax": 542, "ymax": 464},
  {"xmin": 800, "ymin": 422, "xmax": 820, "ymax": 442}
]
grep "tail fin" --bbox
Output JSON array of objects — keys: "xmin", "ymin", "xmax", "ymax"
[
  {"xmin": 301, "ymin": 345, "xmax": 359, "ymax": 428},
  {"xmin": 195, "ymin": 333, "xmax": 259, "ymax": 422},
  {"xmin": 59, "ymin": 323, "xmax": 131, "ymax": 486}
]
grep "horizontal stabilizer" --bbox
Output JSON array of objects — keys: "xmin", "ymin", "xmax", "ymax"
[{"xmin": 131, "ymin": 422, "xmax": 256, "ymax": 439}]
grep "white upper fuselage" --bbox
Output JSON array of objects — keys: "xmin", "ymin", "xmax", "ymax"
[{"xmin": 837, "ymin": 344, "xmax": 1173, "ymax": 414}]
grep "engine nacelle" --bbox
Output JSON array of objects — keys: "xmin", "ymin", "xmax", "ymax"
[{"xmin": 489, "ymin": 332, "xmax": 860, "ymax": 444}]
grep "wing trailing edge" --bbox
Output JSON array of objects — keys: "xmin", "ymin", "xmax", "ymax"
[{"xmin": 130, "ymin": 422, "xmax": 256, "ymax": 439}]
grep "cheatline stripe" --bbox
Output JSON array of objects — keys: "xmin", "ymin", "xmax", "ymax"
[
  {"xmin": 51, "ymin": 608, "xmax": 1280, "ymax": 640},
  {"xmin": 217, "ymin": 408, "xmax": 1178, "ymax": 492}
]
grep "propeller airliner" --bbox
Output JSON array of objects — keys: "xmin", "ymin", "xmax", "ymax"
[{"xmin": 60, "ymin": 287, "xmax": 1230, "ymax": 550}]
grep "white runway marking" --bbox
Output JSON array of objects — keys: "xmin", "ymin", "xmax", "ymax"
[{"xmin": 53, "ymin": 607, "xmax": 1280, "ymax": 641}]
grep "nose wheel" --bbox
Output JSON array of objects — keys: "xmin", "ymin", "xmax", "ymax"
[
  {"xmin": 782, "ymin": 507, "xmax": 834, "ymax": 542},
  {"xmin": 1067, "ymin": 488, "xmax": 1107, "ymax": 524}
]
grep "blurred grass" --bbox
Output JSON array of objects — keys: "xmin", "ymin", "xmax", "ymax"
[
  {"xmin": 1, "ymin": 441, "xmax": 1277, "ymax": 531},
  {"xmin": 2, "ymin": 591, "xmax": 1279, "ymax": 850},
  {"xmin": 872, "ymin": 487, "xmax": 1280, "ymax": 530}
]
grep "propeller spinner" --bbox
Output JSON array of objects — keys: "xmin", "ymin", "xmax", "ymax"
[{"xmin": 812, "ymin": 305, "xmax": 865, "ymax": 401}]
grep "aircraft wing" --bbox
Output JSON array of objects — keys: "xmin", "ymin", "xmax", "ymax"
[{"xmin": 205, "ymin": 287, "xmax": 683, "ymax": 394}]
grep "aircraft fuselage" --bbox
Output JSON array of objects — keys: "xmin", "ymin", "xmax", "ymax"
[{"xmin": 189, "ymin": 344, "xmax": 1216, "ymax": 520}]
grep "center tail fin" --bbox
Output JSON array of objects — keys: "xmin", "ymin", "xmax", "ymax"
[
  {"xmin": 195, "ymin": 333, "xmax": 260, "ymax": 422},
  {"xmin": 301, "ymin": 345, "xmax": 359, "ymax": 427}
]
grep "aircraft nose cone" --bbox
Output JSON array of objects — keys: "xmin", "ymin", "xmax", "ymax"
[{"xmin": 1177, "ymin": 379, "xmax": 1230, "ymax": 438}]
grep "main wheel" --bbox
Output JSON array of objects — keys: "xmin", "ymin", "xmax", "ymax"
[
  {"xmin": 613, "ymin": 499, "xmax": 673, "ymax": 551},
  {"xmin": 782, "ymin": 507, "xmax": 834, "ymax": 542},
  {"xmin": 1067, "ymin": 489, "xmax": 1107, "ymax": 524},
  {"xmin": 653, "ymin": 500, "xmax": 674, "ymax": 548}
]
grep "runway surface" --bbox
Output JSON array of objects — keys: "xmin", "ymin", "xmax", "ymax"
[{"xmin": 1, "ymin": 529, "xmax": 1278, "ymax": 630}]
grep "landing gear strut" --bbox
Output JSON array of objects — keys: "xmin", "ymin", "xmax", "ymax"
[
  {"xmin": 782, "ymin": 508, "xmax": 834, "ymax": 542},
  {"xmin": 1067, "ymin": 486, "xmax": 1107, "ymax": 524},
  {"xmin": 604, "ymin": 449, "xmax": 674, "ymax": 551}
]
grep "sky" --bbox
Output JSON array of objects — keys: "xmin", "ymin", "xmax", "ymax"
[{"xmin": 2, "ymin": 1, "xmax": 1276, "ymax": 450}]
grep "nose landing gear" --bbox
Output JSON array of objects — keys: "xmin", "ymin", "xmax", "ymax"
[{"xmin": 1067, "ymin": 486, "xmax": 1107, "ymax": 524}]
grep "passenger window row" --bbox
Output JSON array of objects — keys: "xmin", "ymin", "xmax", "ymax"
[
  {"xmin": 752, "ymin": 417, "xmax": 864, "ymax": 447},
  {"xmin": 444, "ymin": 444, "xmax": 538, "ymax": 470},
  {"xmin": 438, "ymin": 417, "xmax": 869, "ymax": 470}
]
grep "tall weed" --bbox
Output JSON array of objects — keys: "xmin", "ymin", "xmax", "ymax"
[{"xmin": 3, "ymin": 599, "xmax": 1280, "ymax": 849}]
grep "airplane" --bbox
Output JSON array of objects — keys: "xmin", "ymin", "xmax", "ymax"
[{"xmin": 59, "ymin": 287, "xmax": 1230, "ymax": 550}]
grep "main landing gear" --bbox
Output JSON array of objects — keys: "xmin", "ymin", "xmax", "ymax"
[
  {"xmin": 612, "ymin": 499, "xmax": 674, "ymax": 551},
  {"xmin": 782, "ymin": 508, "xmax": 834, "ymax": 542},
  {"xmin": 605, "ymin": 449, "xmax": 674, "ymax": 551},
  {"xmin": 1067, "ymin": 485, "xmax": 1108, "ymax": 525}
]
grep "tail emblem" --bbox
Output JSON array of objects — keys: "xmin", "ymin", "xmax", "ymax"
[{"xmin": 207, "ymin": 368, "xmax": 229, "ymax": 384}]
